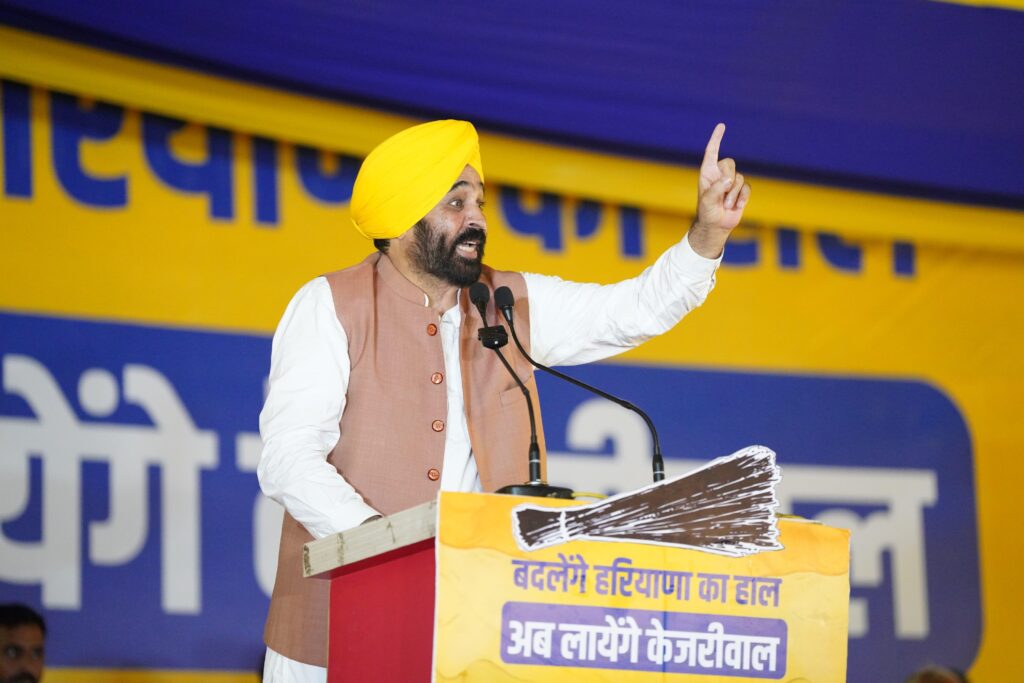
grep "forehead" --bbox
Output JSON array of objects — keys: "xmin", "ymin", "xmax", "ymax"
[
  {"xmin": 448, "ymin": 165, "xmax": 484, "ymax": 193},
  {"xmin": 0, "ymin": 624, "xmax": 44, "ymax": 646}
]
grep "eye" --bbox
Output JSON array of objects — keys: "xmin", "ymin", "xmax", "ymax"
[
  {"xmin": 449, "ymin": 198, "xmax": 464, "ymax": 209},
  {"xmin": 478, "ymin": 200, "xmax": 487, "ymax": 209}
]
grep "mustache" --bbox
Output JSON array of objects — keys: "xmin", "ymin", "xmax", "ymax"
[
  {"xmin": 7, "ymin": 674, "xmax": 38, "ymax": 683},
  {"xmin": 453, "ymin": 227, "xmax": 486, "ymax": 248},
  {"xmin": 456, "ymin": 227, "xmax": 487, "ymax": 242}
]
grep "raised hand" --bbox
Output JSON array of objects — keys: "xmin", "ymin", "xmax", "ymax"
[{"xmin": 689, "ymin": 123, "xmax": 751, "ymax": 258}]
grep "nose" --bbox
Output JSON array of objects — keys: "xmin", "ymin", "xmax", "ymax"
[{"xmin": 466, "ymin": 202, "xmax": 487, "ymax": 231}]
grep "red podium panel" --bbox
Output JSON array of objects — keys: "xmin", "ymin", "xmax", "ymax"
[
  {"xmin": 305, "ymin": 502, "xmax": 438, "ymax": 683},
  {"xmin": 326, "ymin": 539, "xmax": 435, "ymax": 682}
]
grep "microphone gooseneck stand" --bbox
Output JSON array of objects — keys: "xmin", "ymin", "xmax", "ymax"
[
  {"xmin": 468, "ymin": 283, "xmax": 573, "ymax": 499},
  {"xmin": 493, "ymin": 285, "xmax": 666, "ymax": 483}
]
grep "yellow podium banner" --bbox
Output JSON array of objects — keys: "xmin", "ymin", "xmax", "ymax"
[{"xmin": 434, "ymin": 491, "xmax": 850, "ymax": 682}]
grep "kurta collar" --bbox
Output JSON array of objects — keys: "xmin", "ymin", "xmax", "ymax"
[{"xmin": 375, "ymin": 251, "xmax": 432, "ymax": 306}]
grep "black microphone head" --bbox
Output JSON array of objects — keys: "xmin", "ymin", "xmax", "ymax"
[
  {"xmin": 469, "ymin": 282, "xmax": 490, "ymax": 321},
  {"xmin": 469, "ymin": 282, "xmax": 490, "ymax": 306},
  {"xmin": 494, "ymin": 286, "xmax": 514, "ymax": 309},
  {"xmin": 494, "ymin": 286, "xmax": 515, "ymax": 323}
]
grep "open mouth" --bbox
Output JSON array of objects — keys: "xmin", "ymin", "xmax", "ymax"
[
  {"xmin": 455, "ymin": 240, "xmax": 480, "ymax": 258},
  {"xmin": 453, "ymin": 228, "xmax": 485, "ymax": 260}
]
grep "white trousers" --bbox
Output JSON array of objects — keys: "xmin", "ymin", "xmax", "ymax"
[{"xmin": 263, "ymin": 647, "xmax": 326, "ymax": 683}]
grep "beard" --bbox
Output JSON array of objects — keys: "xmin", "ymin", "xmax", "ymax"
[{"xmin": 408, "ymin": 219, "xmax": 486, "ymax": 287}]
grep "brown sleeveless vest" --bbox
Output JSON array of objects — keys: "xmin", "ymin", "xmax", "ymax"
[{"xmin": 263, "ymin": 253, "xmax": 545, "ymax": 665}]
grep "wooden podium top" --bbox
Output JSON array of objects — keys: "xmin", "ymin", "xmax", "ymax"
[{"xmin": 303, "ymin": 500, "xmax": 436, "ymax": 578}]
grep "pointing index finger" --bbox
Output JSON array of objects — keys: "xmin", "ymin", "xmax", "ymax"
[{"xmin": 702, "ymin": 123, "xmax": 726, "ymax": 170}]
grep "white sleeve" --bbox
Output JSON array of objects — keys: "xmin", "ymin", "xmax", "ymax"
[
  {"xmin": 257, "ymin": 277, "xmax": 380, "ymax": 539},
  {"xmin": 526, "ymin": 232, "xmax": 723, "ymax": 367}
]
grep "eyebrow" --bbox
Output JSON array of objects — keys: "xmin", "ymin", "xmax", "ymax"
[{"xmin": 449, "ymin": 180, "xmax": 485, "ymax": 192}]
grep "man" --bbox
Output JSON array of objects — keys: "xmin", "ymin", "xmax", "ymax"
[
  {"xmin": 0, "ymin": 604, "xmax": 45, "ymax": 683},
  {"xmin": 257, "ymin": 119, "xmax": 750, "ymax": 682}
]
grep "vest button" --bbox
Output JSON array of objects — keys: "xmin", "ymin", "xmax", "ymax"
[
  {"xmin": 426, "ymin": 323, "xmax": 438, "ymax": 336},
  {"xmin": 431, "ymin": 372, "xmax": 444, "ymax": 385},
  {"xmin": 427, "ymin": 468, "xmax": 440, "ymax": 481},
  {"xmin": 432, "ymin": 419, "xmax": 445, "ymax": 432}
]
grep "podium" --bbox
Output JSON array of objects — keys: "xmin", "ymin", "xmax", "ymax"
[{"xmin": 304, "ymin": 489, "xmax": 851, "ymax": 683}]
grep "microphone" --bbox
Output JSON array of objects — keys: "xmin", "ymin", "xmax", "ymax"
[
  {"xmin": 494, "ymin": 285, "xmax": 666, "ymax": 483},
  {"xmin": 468, "ymin": 283, "xmax": 572, "ymax": 499},
  {"xmin": 470, "ymin": 282, "xmax": 488, "ymax": 321}
]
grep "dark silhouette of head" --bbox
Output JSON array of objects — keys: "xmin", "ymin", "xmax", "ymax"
[
  {"xmin": 905, "ymin": 665, "xmax": 969, "ymax": 683},
  {"xmin": 0, "ymin": 604, "xmax": 45, "ymax": 683}
]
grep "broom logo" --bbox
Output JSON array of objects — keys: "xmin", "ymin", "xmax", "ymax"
[{"xmin": 511, "ymin": 445, "xmax": 783, "ymax": 557}]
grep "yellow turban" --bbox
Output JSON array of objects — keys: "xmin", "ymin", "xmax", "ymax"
[{"xmin": 350, "ymin": 119, "xmax": 484, "ymax": 239}]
